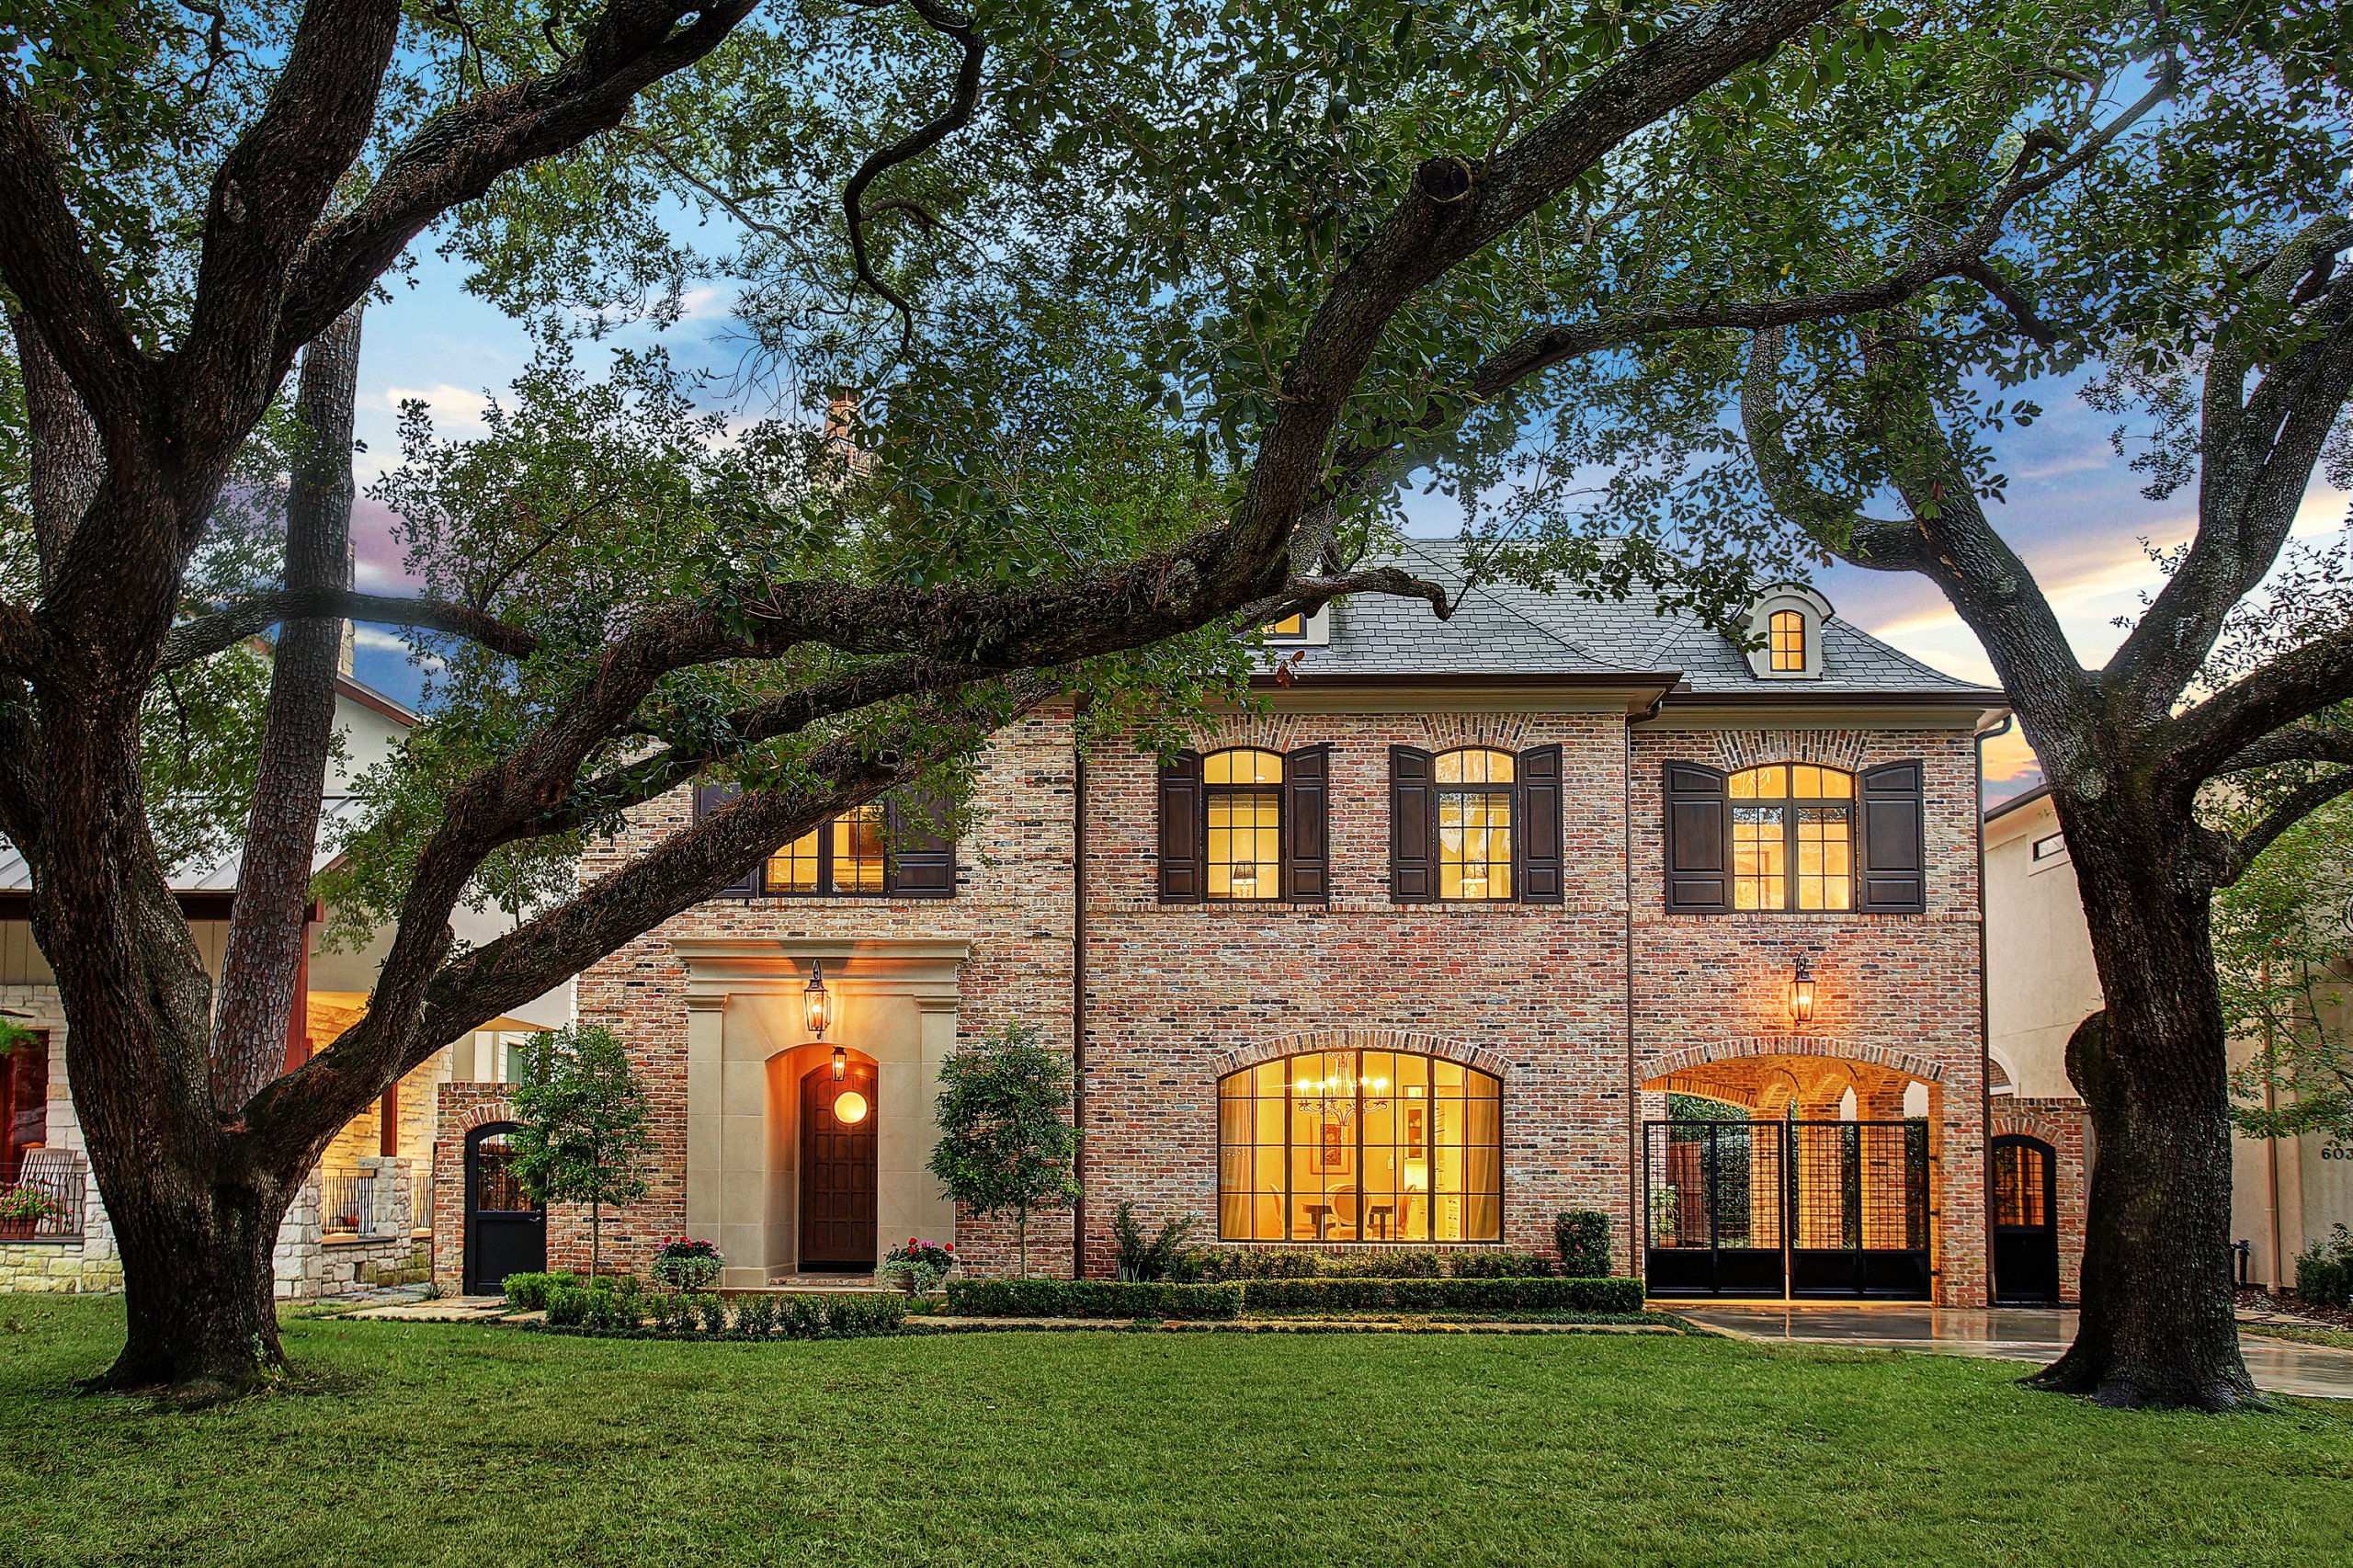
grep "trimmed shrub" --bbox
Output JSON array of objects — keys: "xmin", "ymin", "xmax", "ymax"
[
  {"xmin": 1324, "ymin": 1251, "xmax": 1443, "ymax": 1278},
  {"xmin": 584, "ymin": 1288, "xmax": 635, "ymax": 1331},
  {"xmin": 1445, "ymin": 1251, "xmax": 1555, "ymax": 1279},
  {"xmin": 690, "ymin": 1294, "xmax": 730, "ymax": 1335},
  {"xmin": 1239, "ymin": 1276, "xmax": 1644, "ymax": 1313},
  {"xmin": 542, "ymin": 1285, "xmax": 593, "ymax": 1326},
  {"xmin": 1555, "ymin": 1210, "xmax": 1611, "ymax": 1278},
  {"xmin": 2297, "ymin": 1223, "xmax": 2353, "ymax": 1308},
  {"xmin": 778, "ymin": 1294, "xmax": 824, "ymax": 1336},
  {"xmin": 737, "ymin": 1295, "xmax": 779, "ymax": 1335},
  {"xmin": 501, "ymin": 1271, "xmax": 580, "ymax": 1311},
  {"xmin": 946, "ymin": 1278, "xmax": 1245, "ymax": 1320},
  {"xmin": 825, "ymin": 1294, "xmax": 908, "ymax": 1336}
]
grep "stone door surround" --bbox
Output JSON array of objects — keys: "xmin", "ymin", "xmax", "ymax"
[{"xmin": 668, "ymin": 938, "xmax": 968, "ymax": 1288}]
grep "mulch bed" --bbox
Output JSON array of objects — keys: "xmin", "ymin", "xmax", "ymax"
[{"xmin": 2236, "ymin": 1287, "xmax": 2353, "ymax": 1332}]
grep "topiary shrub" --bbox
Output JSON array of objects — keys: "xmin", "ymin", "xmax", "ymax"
[
  {"xmin": 1445, "ymin": 1251, "xmax": 1555, "ymax": 1278},
  {"xmin": 1240, "ymin": 1276, "xmax": 1643, "ymax": 1313},
  {"xmin": 1555, "ymin": 1210, "xmax": 1612, "ymax": 1278},
  {"xmin": 945, "ymin": 1278, "xmax": 1245, "ymax": 1319},
  {"xmin": 584, "ymin": 1287, "xmax": 636, "ymax": 1331},
  {"xmin": 737, "ymin": 1295, "xmax": 779, "ymax": 1336},
  {"xmin": 501, "ymin": 1271, "xmax": 580, "ymax": 1311},
  {"xmin": 824, "ymin": 1294, "xmax": 908, "ymax": 1336},
  {"xmin": 542, "ymin": 1285, "xmax": 593, "ymax": 1326},
  {"xmin": 778, "ymin": 1294, "xmax": 824, "ymax": 1336}
]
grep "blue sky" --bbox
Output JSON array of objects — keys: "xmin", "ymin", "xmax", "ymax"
[{"xmin": 344, "ymin": 247, "xmax": 2350, "ymax": 804}]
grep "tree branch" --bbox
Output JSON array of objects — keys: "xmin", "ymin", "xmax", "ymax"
[
  {"xmin": 2211, "ymin": 724, "xmax": 2353, "ymax": 776},
  {"xmin": 839, "ymin": 0, "xmax": 984, "ymax": 358},
  {"xmin": 157, "ymin": 588, "xmax": 542, "ymax": 671},
  {"xmin": 2217, "ymin": 766, "xmax": 2353, "ymax": 884},
  {"xmin": 2169, "ymin": 623, "xmax": 2353, "ymax": 786}
]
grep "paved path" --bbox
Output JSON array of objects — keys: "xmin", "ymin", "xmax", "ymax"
[{"xmin": 1673, "ymin": 1304, "xmax": 2353, "ymax": 1399}]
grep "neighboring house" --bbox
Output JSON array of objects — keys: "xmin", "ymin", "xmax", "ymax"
[
  {"xmin": 0, "ymin": 659, "xmax": 570, "ymax": 1297},
  {"xmin": 438, "ymin": 543, "xmax": 2045, "ymax": 1306},
  {"xmin": 1984, "ymin": 785, "xmax": 2351, "ymax": 1292}
]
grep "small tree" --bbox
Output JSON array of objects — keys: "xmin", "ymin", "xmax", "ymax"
[
  {"xmin": 2219, "ymin": 797, "xmax": 2353, "ymax": 1144},
  {"xmin": 927, "ymin": 1025, "xmax": 1079, "ymax": 1279},
  {"xmin": 509, "ymin": 1024, "xmax": 656, "ymax": 1280}
]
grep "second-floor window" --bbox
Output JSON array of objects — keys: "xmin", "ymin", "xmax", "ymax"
[
  {"xmin": 1158, "ymin": 744, "xmax": 1330, "ymax": 903},
  {"xmin": 1663, "ymin": 758, "xmax": 1926, "ymax": 915},
  {"xmin": 694, "ymin": 787, "xmax": 955, "ymax": 899},
  {"xmin": 1389, "ymin": 744, "xmax": 1563, "ymax": 904}
]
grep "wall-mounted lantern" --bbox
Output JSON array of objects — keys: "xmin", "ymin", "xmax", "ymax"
[
  {"xmin": 1787, "ymin": 953, "xmax": 1816, "ymax": 1026},
  {"xmin": 804, "ymin": 958, "xmax": 835, "ymax": 1040},
  {"xmin": 832, "ymin": 1045, "xmax": 847, "ymax": 1082}
]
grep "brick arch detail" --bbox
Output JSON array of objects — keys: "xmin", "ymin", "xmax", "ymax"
[
  {"xmin": 1711, "ymin": 729, "xmax": 1869, "ymax": 773},
  {"xmin": 1990, "ymin": 1111, "xmax": 2071, "ymax": 1146},
  {"xmin": 1643, "ymin": 1034, "xmax": 1946, "ymax": 1085},
  {"xmin": 458, "ymin": 1102, "xmax": 520, "ymax": 1132},
  {"xmin": 1210, "ymin": 1028, "xmax": 1509, "ymax": 1082},
  {"xmin": 1420, "ymin": 715, "xmax": 1534, "ymax": 753}
]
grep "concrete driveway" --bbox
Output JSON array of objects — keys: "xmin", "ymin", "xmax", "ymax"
[{"xmin": 1671, "ymin": 1304, "xmax": 2353, "ymax": 1400}]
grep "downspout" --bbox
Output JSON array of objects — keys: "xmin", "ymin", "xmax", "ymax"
[
  {"xmin": 1974, "ymin": 711, "xmax": 2011, "ymax": 1305},
  {"xmin": 1072, "ymin": 701, "xmax": 1090, "ymax": 1279},
  {"xmin": 1625, "ymin": 681, "xmax": 1673, "ymax": 1279}
]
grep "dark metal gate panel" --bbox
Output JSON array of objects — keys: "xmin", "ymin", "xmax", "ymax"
[
  {"xmin": 1643, "ymin": 1121, "xmax": 1787, "ymax": 1297},
  {"xmin": 1990, "ymin": 1134, "xmax": 2060, "ymax": 1303},
  {"xmin": 1789, "ymin": 1120, "xmax": 1930, "ymax": 1299},
  {"xmin": 464, "ymin": 1122, "xmax": 545, "ymax": 1294}
]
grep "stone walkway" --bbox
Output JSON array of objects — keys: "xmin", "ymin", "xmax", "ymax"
[
  {"xmin": 1673, "ymin": 1303, "xmax": 2353, "ymax": 1399},
  {"xmin": 342, "ymin": 1295, "xmax": 511, "ymax": 1322}
]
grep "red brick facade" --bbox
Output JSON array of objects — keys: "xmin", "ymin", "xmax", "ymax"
[{"xmin": 435, "ymin": 699, "xmax": 2016, "ymax": 1304}]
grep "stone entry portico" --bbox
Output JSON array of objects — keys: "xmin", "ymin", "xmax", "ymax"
[{"xmin": 668, "ymin": 938, "xmax": 965, "ymax": 1288}]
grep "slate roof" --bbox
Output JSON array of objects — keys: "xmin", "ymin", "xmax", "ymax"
[{"xmin": 1293, "ymin": 537, "xmax": 1997, "ymax": 698}]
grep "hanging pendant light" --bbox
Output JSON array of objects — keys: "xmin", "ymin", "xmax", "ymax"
[{"xmin": 832, "ymin": 1045, "xmax": 847, "ymax": 1082}]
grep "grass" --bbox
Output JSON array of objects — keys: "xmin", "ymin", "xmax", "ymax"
[
  {"xmin": 2246, "ymin": 1323, "xmax": 2353, "ymax": 1352},
  {"xmin": 0, "ymin": 1298, "xmax": 2347, "ymax": 1568}
]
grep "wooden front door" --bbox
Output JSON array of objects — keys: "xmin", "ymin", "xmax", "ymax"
[{"xmin": 801, "ymin": 1062, "xmax": 878, "ymax": 1270}]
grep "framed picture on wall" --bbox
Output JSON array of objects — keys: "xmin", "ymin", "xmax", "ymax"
[{"xmin": 1313, "ymin": 1120, "xmax": 1350, "ymax": 1175}]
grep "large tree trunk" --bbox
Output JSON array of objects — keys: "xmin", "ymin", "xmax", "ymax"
[{"xmin": 2026, "ymin": 795, "xmax": 2260, "ymax": 1410}]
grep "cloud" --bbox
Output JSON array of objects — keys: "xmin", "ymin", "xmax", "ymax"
[
  {"xmin": 2011, "ymin": 444, "xmax": 2114, "ymax": 482},
  {"xmin": 365, "ymin": 383, "xmax": 495, "ymax": 435}
]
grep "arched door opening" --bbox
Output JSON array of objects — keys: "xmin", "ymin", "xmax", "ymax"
[
  {"xmin": 800, "ymin": 1059, "xmax": 878, "ymax": 1270},
  {"xmin": 464, "ymin": 1121, "xmax": 544, "ymax": 1294},
  {"xmin": 1991, "ymin": 1134, "xmax": 2060, "ymax": 1303}
]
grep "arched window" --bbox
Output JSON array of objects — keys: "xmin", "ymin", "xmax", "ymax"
[
  {"xmin": 1437, "ymin": 747, "xmax": 1515, "ymax": 901},
  {"xmin": 1204, "ymin": 748, "xmax": 1283, "ymax": 901},
  {"xmin": 1729, "ymin": 764, "xmax": 1854, "ymax": 910},
  {"xmin": 1217, "ymin": 1050, "xmax": 1502, "ymax": 1243},
  {"xmin": 1768, "ymin": 609, "xmax": 1806, "ymax": 672}
]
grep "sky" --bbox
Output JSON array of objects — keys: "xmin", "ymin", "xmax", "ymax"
[{"xmin": 341, "ymin": 247, "xmax": 2351, "ymax": 809}]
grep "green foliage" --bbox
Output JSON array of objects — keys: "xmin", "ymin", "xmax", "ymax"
[
  {"xmin": 1238, "ymin": 1277, "xmax": 1644, "ymax": 1313},
  {"xmin": 1181, "ymin": 1249, "xmax": 1449, "ymax": 1281},
  {"xmin": 927, "ymin": 1024, "xmax": 1079, "ymax": 1278},
  {"xmin": 508, "ymin": 1024, "xmax": 655, "ymax": 1277},
  {"xmin": 1667, "ymin": 1094, "xmax": 1750, "ymax": 1122},
  {"xmin": 2295, "ymin": 1224, "xmax": 2353, "ymax": 1309},
  {"xmin": 2219, "ymin": 798, "xmax": 2353, "ymax": 1142},
  {"xmin": 1555, "ymin": 1210, "xmax": 1613, "ymax": 1278},
  {"xmin": 499, "ymin": 1271, "xmax": 580, "ymax": 1311},
  {"xmin": 541, "ymin": 1285, "xmax": 593, "ymax": 1327},
  {"xmin": 1443, "ymin": 1251, "xmax": 1557, "ymax": 1279},
  {"xmin": 945, "ymin": 1279, "xmax": 1245, "ymax": 1320},
  {"xmin": 1109, "ymin": 1200, "xmax": 1198, "ymax": 1282}
]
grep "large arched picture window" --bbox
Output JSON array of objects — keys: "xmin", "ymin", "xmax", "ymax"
[{"xmin": 1217, "ymin": 1050, "xmax": 1502, "ymax": 1244}]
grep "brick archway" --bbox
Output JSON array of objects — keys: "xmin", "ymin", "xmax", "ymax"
[
  {"xmin": 1210, "ymin": 1028, "xmax": 1508, "ymax": 1082},
  {"xmin": 457, "ymin": 1100, "xmax": 519, "ymax": 1131},
  {"xmin": 1643, "ymin": 1033, "xmax": 1947, "ymax": 1087}
]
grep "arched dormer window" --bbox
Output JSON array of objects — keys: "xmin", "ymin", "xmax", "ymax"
[
  {"xmin": 1216, "ymin": 1049, "xmax": 1502, "ymax": 1243},
  {"xmin": 1741, "ymin": 585, "xmax": 1833, "ymax": 679}
]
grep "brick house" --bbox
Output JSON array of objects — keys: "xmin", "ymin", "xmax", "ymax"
[{"xmin": 441, "ymin": 543, "xmax": 2037, "ymax": 1304}]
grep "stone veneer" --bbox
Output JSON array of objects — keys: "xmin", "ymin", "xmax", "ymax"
[{"xmin": 481, "ymin": 702, "xmax": 2001, "ymax": 1304}]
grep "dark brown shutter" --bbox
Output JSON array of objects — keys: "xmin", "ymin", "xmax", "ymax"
[
  {"xmin": 1157, "ymin": 751, "xmax": 1204, "ymax": 903},
  {"xmin": 1663, "ymin": 762, "xmax": 1730, "ymax": 913},
  {"xmin": 1390, "ymin": 745, "xmax": 1436, "ymax": 903},
  {"xmin": 693, "ymin": 783, "xmax": 761, "ymax": 898},
  {"xmin": 882, "ymin": 791, "xmax": 957, "ymax": 899},
  {"xmin": 1281, "ymin": 744, "xmax": 1330, "ymax": 902},
  {"xmin": 1859, "ymin": 759, "xmax": 1927, "ymax": 913},
  {"xmin": 1518, "ymin": 744, "xmax": 1563, "ymax": 903}
]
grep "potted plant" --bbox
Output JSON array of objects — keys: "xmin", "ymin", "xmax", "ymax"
[
  {"xmin": 650, "ymin": 1235, "xmax": 725, "ymax": 1293},
  {"xmin": 878, "ymin": 1237, "xmax": 956, "ymax": 1297},
  {"xmin": 0, "ymin": 1184, "xmax": 65, "ymax": 1241}
]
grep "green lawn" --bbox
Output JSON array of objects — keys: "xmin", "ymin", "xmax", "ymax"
[{"xmin": 0, "ymin": 1299, "xmax": 2347, "ymax": 1568}]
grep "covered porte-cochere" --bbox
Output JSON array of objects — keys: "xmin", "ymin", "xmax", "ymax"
[{"xmin": 1642, "ymin": 1046, "xmax": 1943, "ymax": 1301}]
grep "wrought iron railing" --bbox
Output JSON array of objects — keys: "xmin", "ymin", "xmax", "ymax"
[
  {"xmin": 0, "ymin": 1162, "xmax": 85, "ymax": 1240},
  {"xmin": 411, "ymin": 1171, "xmax": 432, "ymax": 1233},
  {"xmin": 320, "ymin": 1171, "xmax": 400, "ymax": 1238}
]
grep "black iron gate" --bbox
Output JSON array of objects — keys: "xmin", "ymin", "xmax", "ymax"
[{"xmin": 1644, "ymin": 1119, "xmax": 1931, "ymax": 1299}]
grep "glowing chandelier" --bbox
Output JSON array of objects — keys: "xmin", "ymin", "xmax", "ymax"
[{"xmin": 1290, "ymin": 1052, "xmax": 1391, "ymax": 1126}]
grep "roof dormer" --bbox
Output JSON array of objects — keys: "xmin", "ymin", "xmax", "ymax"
[
  {"xmin": 1739, "ymin": 584, "xmax": 1832, "ymax": 680},
  {"xmin": 1262, "ymin": 602, "xmax": 1333, "ymax": 646}
]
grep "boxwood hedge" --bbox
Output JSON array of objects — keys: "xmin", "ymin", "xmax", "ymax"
[{"xmin": 944, "ymin": 1279, "xmax": 1245, "ymax": 1319}]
